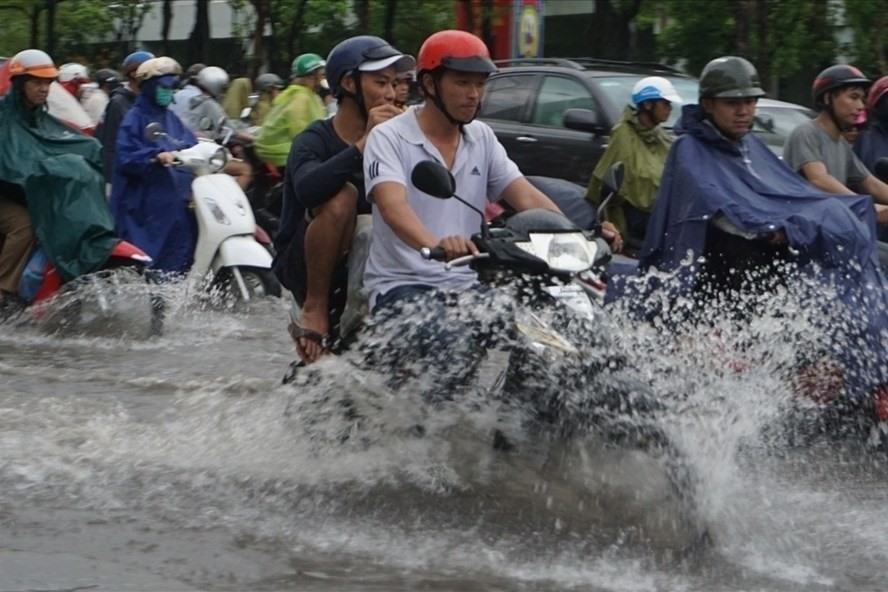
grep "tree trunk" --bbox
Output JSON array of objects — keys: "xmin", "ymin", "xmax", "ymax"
[
  {"xmin": 729, "ymin": 0, "xmax": 752, "ymax": 58},
  {"xmin": 162, "ymin": 0, "xmax": 173, "ymax": 55},
  {"xmin": 249, "ymin": 0, "xmax": 269, "ymax": 78},
  {"xmin": 286, "ymin": 0, "xmax": 309, "ymax": 68},
  {"xmin": 29, "ymin": 5, "xmax": 42, "ymax": 48},
  {"xmin": 755, "ymin": 0, "xmax": 770, "ymax": 93},
  {"xmin": 383, "ymin": 0, "xmax": 397, "ymax": 45},
  {"xmin": 875, "ymin": 7, "xmax": 888, "ymax": 74},
  {"xmin": 187, "ymin": 0, "xmax": 211, "ymax": 66},
  {"xmin": 357, "ymin": 0, "xmax": 369, "ymax": 34}
]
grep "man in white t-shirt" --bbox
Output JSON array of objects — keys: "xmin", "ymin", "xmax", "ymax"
[
  {"xmin": 364, "ymin": 29, "xmax": 620, "ymax": 310},
  {"xmin": 362, "ymin": 30, "xmax": 622, "ymax": 388}
]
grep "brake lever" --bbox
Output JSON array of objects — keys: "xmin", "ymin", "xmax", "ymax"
[{"xmin": 444, "ymin": 252, "xmax": 489, "ymax": 270}]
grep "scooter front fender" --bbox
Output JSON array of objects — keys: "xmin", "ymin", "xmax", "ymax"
[{"xmin": 210, "ymin": 236, "xmax": 273, "ymax": 273}]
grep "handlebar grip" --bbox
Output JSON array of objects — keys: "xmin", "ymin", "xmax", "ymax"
[{"xmin": 420, "ymin": 246, "xmax": 447, "ymax": 261}]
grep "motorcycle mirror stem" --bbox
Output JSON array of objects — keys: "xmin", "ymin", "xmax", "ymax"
[
  {"xmin": 411, "ymin": 160, "xmax": 490, "ymax": 239},
  {"xmin": 595, "ymin": 161, "xmax": 625, "ymax": 231}
]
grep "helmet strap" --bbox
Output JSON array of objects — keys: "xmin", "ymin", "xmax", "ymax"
[
  {"xmin": 824, "ymin": 92, "xmax": 854, "ymax": 133},
  {"xmin": 339, "ymin": 72, "xmax": 369, "ymax": 122}
]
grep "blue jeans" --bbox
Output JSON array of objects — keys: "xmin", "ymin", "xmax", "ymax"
[{"xmin": 369, "ymin": 283, "xmax": 504, "ymax": 399}]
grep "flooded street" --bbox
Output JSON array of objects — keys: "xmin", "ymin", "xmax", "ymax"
[{"xmin": 1, "ymin": 288, "xmax": 887, "ymax": 592}]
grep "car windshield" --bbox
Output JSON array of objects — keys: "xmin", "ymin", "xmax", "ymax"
[{"xmin": 595, "ymin": 75, "xmax": 699, "ymax": 127}]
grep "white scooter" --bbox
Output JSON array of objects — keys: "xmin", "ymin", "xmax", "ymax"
[{"xmin": 145, "ymin": 122, "xmax": 281, "ymax": 302}]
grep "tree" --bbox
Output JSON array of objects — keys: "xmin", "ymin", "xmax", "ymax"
[
  {"xmin": 843, "ymin": 0, "xmax": 888, "ymax": 75},
  {"xmin": 654, "ymin": 0, "xmax": 837, "ymax": 92},
  {"xmin": 187, "ymin": 0, "xmax": 212, "ymax": 65},
  {"xmin": 161, "ymin": 0, "xmax": 174, "ymax": 55},
  {"xmin": 108, "ymin": 0, "xmax": 153, "ymax": 58}
]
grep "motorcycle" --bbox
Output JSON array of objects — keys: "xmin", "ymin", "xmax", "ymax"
[
  {"xmin": 144, "ymin": 122, "xmax": 281, "ymax": 303},
  {"xmin": 2, "ymin": 236, "xmax": 162, "ymax": 338},
  {"xmin": 283, "ymin": 160, "xmax": 708, "ymax": 552}
]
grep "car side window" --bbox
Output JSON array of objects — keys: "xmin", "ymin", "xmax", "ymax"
[
  {"xmin": 531, "ymin": 76, "xmax": 600, "ymax": 128},
  {"xmin": 478, "ymin": 75, "xmax": 536, "ymax": 122}
]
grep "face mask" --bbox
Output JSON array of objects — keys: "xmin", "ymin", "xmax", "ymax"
[{"xmin": 155, "ymin": 87, "xmax": 175, "ymax": 107}]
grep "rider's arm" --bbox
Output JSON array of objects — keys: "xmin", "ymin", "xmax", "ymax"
[
  {"xmin": 115, "ymin": 120, "xmax": 168, "ymax": 176},
  {"xmin": 799, "ymin": 161, "xmax": 857, "ymax": 195},
  {"xmin": 500, "ymin": 177, "xmax": 560, "ymax": 213},
  {"xmin": 858, "ymin": 174, "xmax": 888, "ymax": 205},
  {"xmin": 372, "ymin": 182, "xmax": 440, "ymax": 250},
  {"xmin": 290, "ymin": 126, "xmax": 363, "ymax": 211}
]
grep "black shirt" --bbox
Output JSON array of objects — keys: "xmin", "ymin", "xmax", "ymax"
[{"xmin": 275, "ymin": 118, "xmax": 369, "ymax": 254}]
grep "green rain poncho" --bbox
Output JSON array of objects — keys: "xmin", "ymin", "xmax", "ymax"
[
  {"xmin": 0, "ymin": 84, "xmax": 118, "ymax": 281},
  {"xmin": 222, "ymin": 77, "xmax": 252, "ymax": 120},
  {"xmin": 586, "ymin": 105, "xmax": 673, "ymax": 241},
  {"xmin": 253, "ymin": 84, "xmax": 326, "ymax": 167}
]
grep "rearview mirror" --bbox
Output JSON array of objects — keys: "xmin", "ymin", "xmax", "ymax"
[
  {"xmin": 563, "ymin": 108, "xmax": 603, "ymax": 133},
  {"xmin": 144, "ymin": 122, "xmax": 166, "ymax": 142},
  {"xmin": 754, "ymin": 113, "xmax": 775, "ymax": 133},
  {"xmin": 411, "ymin": 160, "xmax": 456, "ymax": 199},
  {"xmin": 597, "ymin": 162, "xmax": 625, "ymax": 225},
  {"xmin": 601, "ymin": 161, "xmax": 625, "ymax": 198}
]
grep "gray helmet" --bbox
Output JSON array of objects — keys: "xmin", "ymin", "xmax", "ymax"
[
  {"xmin": 196, "ymin": 66, "xmax": 230, "ymax": 99},
  {"xmin": 255, "ymin": 72, "xmax": 284, "ymax": 93},
  {"xmin": 699, "ymin": 56, "xmax": 766, "ymax": 99}
]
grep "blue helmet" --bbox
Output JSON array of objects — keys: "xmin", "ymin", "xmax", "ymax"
[
  {"xmin": 325, "ymin": 35, "xmax": 415, "ymax": 98},
  {"xmin": 630, "ymin": 76, "xmax": 682, "ymax": 107},
  {"xmin": 122, "ymin": 50, "xmax": 155, "ymax": 77}
]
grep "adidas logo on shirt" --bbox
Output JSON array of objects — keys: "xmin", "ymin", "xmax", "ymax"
[{"xmin": 470, "ymin": 166, "xmax": 481, "ymax": 176}]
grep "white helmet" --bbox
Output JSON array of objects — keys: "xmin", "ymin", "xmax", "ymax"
[
  {"xmin": 58, "ymin": 62, "xmax": 91, "ymax": 82},
  {"xmin": 135, "ymin": 56, "xmax": 182, "ymax": 82},
  {"xmin": 8, "ymin": 49, "xmax": 59, "ymax": 79},
  {"xmin": 196, "ymin": 66, "xmax": 230, "ymax": 99},
  {"xmin": 631, "ymin": 76, "xmax": 682, "ymax": 107}
]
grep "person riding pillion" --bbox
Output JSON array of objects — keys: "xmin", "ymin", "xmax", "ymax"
[
  {"xmin": 276, "ymin": 35, "xmax": 415, "ymax": 364},
  {"xmin": 253, "ymin": 53, "xmax": 327, "ymax": 168},
  {"xmin": 586, "ymin": 76, "xmax": 680, "ymax": 250}
]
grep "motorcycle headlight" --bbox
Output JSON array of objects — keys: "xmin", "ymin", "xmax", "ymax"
[
  {"xmin": 209, "ymin": 147, "xmax": 228, "ymax": 171},
  {"xmin": 516, "ymin": 232, "xmax": 598, "ymax": 273}
]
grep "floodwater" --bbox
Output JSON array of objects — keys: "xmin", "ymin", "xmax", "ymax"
[{"xmin": 1, "ymin": 284, "xmax": 887, "ymax": 592}]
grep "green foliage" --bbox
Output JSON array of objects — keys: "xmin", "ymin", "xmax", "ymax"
[
  {"xmin": 655, "ymin": 0, "xmax": 734, "ymax": 75},
  {"xmin": 367, "ymin": 0, "xmax": 456, "ymax": 56},
  {"xmin": 0, "ymin": 7, "xmax": 30, "ymax": 58},
  {"xmin": 654, "ymin": 0, "xmax": 836, "ymax": 79},
  {"xmin": 842, "ymin": 0, "xmax": 888, "ymax": 75}
]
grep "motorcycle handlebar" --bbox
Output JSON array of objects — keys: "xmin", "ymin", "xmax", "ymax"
[{"xmin": 420, "ymin": 246, "xmax": 447, "ymax": 261}]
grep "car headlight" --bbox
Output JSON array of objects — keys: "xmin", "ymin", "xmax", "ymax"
[{"xmin": 515, "ymin": 232, "xmax": 598, "ymax": 273}]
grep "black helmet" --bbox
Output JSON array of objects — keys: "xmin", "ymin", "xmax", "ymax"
[
  {"xmin": 699, "ymin": 56, "xmax": 766, "ymax": 99},
  {"xmin": 812, "ymin": 65, "xmax": 871, "ymax": 107}
]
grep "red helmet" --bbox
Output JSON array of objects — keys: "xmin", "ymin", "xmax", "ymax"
[
  {"xmin": 417, "ymin": 30, "xmax": 496, "ymax": 75},
  {"xmin": 812, "ymin": 65, "xmax": 870, "ymax": 106},
  {"xmin": 869, "ymin": 75, "xmax": 888, "ymax": 110}
]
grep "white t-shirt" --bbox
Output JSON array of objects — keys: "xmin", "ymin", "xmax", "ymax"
[{"xmin": 363, "ymin": 107, "xmax": 522, "ymax": 307}]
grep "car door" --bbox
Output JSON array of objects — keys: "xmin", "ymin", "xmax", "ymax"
[
  {"xmin": 519, "ymin": 75, "xmax": 609, "ymax": 185},
  {"xmin": 477, "ymin": 73, "xmax": 540, "ymax": 175}
]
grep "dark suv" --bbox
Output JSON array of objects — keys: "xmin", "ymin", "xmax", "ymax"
[{"xmin": 477, "ymin": 58, "xmax": 699, "ymax": 186}]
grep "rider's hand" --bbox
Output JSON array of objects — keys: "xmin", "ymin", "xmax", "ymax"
[
  {"xmin": 768, "ymin": 229, "xmax": 788, "ymax": 245},
  {"xmin": 438, "ymin": 235, "xmax": 479, "ymax": 261},
  {"xmin": 355, "ymin": 104, "xmax": 403, "ymax": 153},
  {"xmin": 876, "ymin": 204, "xmax": 888, "ymax": 224},
  {"xmin": 155, "ymin": 152, "xmax": 176, "ymax": 166},
  {"xmin": 365, "ymin": 104, "xmax": 404, "ymax": 134},
  {"xmin": 600, "ymin": 221, "xmax": 623, "ymax": 254}
]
